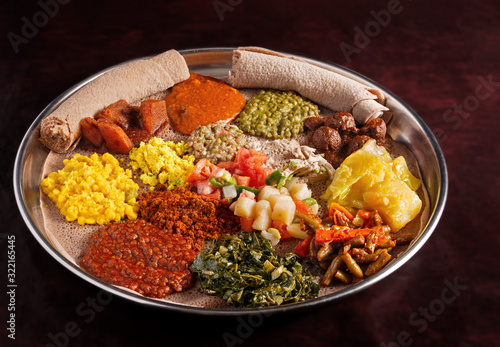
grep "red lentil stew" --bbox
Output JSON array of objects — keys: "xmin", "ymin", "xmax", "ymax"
[{"xmin": 165, "ymin": 72, "xmax": 246, "ymax": 135}]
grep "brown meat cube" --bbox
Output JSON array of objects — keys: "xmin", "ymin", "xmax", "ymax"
[
  {"xmin": 303, "ymin": 117, "xmax": 325, "ymax": 132},
  {"xmin": 325, "ymin": 112, "xmax": 356, "ymax": 132},
  {"xmin": 140, "ymin": 99, "xmax": 168, "ymax": 134},
  {"xmin": 359, "ymin": 118, "xmax": 387, "ymax": 141},
  {"xmin": 128, "ymin": 106, "xmax": 141, "ymax": 128},
  {"xmin": 324, "ymin": 150, "xmax": 345, "ymax": 169},
  {"xmin": 345, "ymin": 135, "xmax": 372, "ymax": 156},
  {"xmin": 97, "ymin": 119, "xmax": 133, "ymax": 154},
  {"xmin": 80, "ymin": 117, "xmax": 104, "ymax": 148},
  {"xmin": 125, "ymin": 128, "xmax": 152, "ymax": 147},
  {"xmin": 312, "ymin": 126, "xmax": 341, "ymax": 151},
  {"xmin": 95, "ymin": 99, "xmax": 132, "ymax": 128},
  {"xmin": 340, "ymin": 126, "xmax": 359, "ymax": 139},
  {"xmin": 154, "ymin": 116, "xmax": 171, "ymax": 137}
]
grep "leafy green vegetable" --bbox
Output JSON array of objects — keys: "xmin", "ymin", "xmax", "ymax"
[{"xmin": 190, "ymin": 232, "xmax": 320, "ymax": 308}]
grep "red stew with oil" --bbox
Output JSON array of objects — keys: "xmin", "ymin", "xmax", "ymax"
[{"xmin": 80, "ymin": 219, "xmax": 197, "ymax": 298}]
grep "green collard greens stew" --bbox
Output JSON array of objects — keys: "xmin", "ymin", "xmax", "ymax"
[{"xmin": 190, "ymin": 232, "xmax": 320, "ymax": 308}]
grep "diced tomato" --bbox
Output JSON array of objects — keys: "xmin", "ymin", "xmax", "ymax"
[
  {"xmin": 240, "ymin": 216, "xmax": 254, "ymax": 232},
  {"xmin": 217, "ymin": 161, "xmax": 238, "ymax": 171},
  {"xmin": 294, "ymin": 235, "xmax": 313, "ymax": 258},
  {"xmin": 189, "ymin": 148, "xmax": 272, "ymax": 200},
  {"xmin": 194, "ymin": 179, "xmax": 213, "ymax": 195},
  {"xmin": 234, "ymin": 174, "xmax": 251, "ymax": 187},
  {"xmin": 271, "ymin": 220, "xmax": 292, "ymax": 240},
  {"xmin": 186, "ymin": 159, "xmax": 224, "ymax": 198},
  {"xmin": 220, "ymin": 148, "xmax": 273, "ymax": 189},
  {"xmin": 280, "ymin": 229, "xmax": 292, "ymax": 240},
  {"xmin": 256, "ymin": 168, "xmax": 273, "ymax": 188},
  {"xmin": 234, "ymin": 147, "xmax": 267, "ymax": 168},
  {"xmin": 211, "ymin": 166, "xmax": 223, "ymax": 177},
  {"xmin": 186, "ymin": 159, "xmax": 215, "ymax": 182},
  {"xmin": 293, "ymin": 199, "xmax": 315, "ymax": 216}
]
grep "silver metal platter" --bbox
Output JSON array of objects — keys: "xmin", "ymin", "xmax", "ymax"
[{"xmin": 14, "ymin": 47, "xmax": 448, "ymax": 315}]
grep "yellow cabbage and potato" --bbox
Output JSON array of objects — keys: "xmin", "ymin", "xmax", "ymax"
[{"xmin": 322, "ymin": 139, "xmax": 422, "ymax": 232}]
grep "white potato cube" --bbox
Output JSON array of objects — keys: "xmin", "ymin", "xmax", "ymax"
[
  {"xmin": 284, "ymin": 176, "xmax": 300, "ymax": 191},
  {"xmin": 267, "ymin": 194, "xmax": 293, "ymax": 209},
  {"xmin": 233, "ymin": 196, "xmax": 257, "ymax": 218},
  {"xmin": 279, "ymin": 187, "xmax": 290, "ymax": 196},
  {"xmin": 272, "ymin": 199, "xmax": 296, "ymax": 225},
  {"xmin": 287, "ymin": 223, "xmax": 309, "ymax": 240},
  {"xmin": 258, "ymin": 186, "xmax": 281, "ymax": 201},
  {"xmin": 252, "ymin": 200, "xmax": 272, "ymax": 231},
  {"xmin": 290, "ymin": 183, "xmax": 312, "ymax": 201},
  {"xmin": 229, "ymin": 201, "xmax": 237, "ymax": 212}
]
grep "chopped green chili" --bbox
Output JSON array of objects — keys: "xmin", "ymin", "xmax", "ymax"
[{"xmin": 265, "ymin": 170, "xmax": 285, "ymax": 185}]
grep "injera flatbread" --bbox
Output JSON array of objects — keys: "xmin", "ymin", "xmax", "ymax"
[
  {"xmin": 39, "ymin": 49, "xmax": 190, "ymax": 153},
  {"xmin": 228, "ymin": 47, "xmax": 389, "ymax": 124}
]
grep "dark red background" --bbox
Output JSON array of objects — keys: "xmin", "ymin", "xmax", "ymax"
[{"xmin": 1, "ymin": 0, "xmax": 499, "ymax": 346}]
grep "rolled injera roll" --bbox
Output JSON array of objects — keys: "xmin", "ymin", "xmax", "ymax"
[
  {"xmin": 228, "ymin": 47, "xmax": 388, "ymax": 124},
  {"xmin": 39, "ymin": 49, "xmax": 190, "ymax": 153}
]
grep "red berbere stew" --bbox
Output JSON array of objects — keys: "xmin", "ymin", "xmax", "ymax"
[{"xmin": 80, "ymin": 219, "xmax": 197, "ymax": 298}]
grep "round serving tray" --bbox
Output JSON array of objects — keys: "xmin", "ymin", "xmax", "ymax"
[{"xmin": 14, "ymin": 47, "xmax": 448, "ymax": 315}]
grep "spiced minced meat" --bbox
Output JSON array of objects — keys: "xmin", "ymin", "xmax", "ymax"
[
  {"xmin": 80, "ymin": 219, "xmax": 197, "ymax": 299},
  {"xmin": 137, "ymin": 185, "xmax": 240, "ymax": 251}
]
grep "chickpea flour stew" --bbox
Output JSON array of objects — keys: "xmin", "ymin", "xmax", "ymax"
[{"xmin": 17, "ymin": 48, "xmax": 446, "ymax": 313}]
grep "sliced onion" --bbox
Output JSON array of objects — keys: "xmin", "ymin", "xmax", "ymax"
[
  {"xmin": 261, "ymin": 229, "xmax": 280, "ymax": 246},
  {"xmin": 213, "ymin": 169, "xmax": 226, "ymax": 178},
  {"xmin": 222, "ymin": 184, "xmax": 237, "ymax": 199},
  {"xmin": 287, "ymin": 223, "xmax": 308, "ymax": 240}
]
